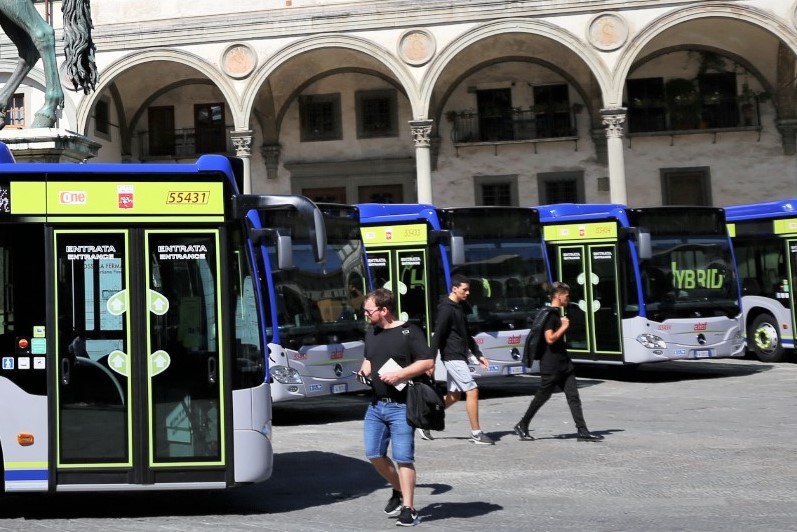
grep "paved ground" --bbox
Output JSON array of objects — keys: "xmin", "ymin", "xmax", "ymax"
[{"xmin": 2, "ymin": 357, "xmax": 797, "ymax": 531}]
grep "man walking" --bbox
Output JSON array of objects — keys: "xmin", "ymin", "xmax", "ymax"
[
  {"xmin": 357, "ymin": 288, "xmax": 435, "ymax": 527},
  {"xmin": 513, "ymin": 282, "xmax": 604, "ymax": 442},
  {"xmin": 425, "ymin": 274, "xmax": 494, "ymax": 445}
]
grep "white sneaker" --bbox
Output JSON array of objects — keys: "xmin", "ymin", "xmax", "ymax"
[
  {"xmin": 470, "ymin": 431, "xmax": 495, "ymax": 445},
  {"xmin": 419, "ymin": 429, "xmax": 434, "ymax": 441}
]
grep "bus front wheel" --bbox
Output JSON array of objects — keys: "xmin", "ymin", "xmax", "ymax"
[{"xmin": 749, "ymin": 314, "xmax": 785, "ymax": 362}]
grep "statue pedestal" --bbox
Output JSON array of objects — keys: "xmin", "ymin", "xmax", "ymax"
[{"xmin": 0, "ymin": 128, "xmax": 101, "ymax": 162}]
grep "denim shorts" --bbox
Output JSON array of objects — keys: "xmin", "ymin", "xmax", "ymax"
[
  {"xmin": 444, "ymin": 359, "xmax": 478, "ymax": 393},
  {"xmin": 364, "ymin": 401, "xmax": 415, "ymax": 464}
]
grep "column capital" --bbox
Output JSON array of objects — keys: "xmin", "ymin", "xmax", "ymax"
[
  {"xmin": 230, "ymin": 130, "xmax": 254, "ymax": 157},
  {"xmin": 409, "ymin": 119, "xmax": 434, "ymax": 147},
  {"xmin": 600, "ymin": 108, "xmax": 627, "ymax": 139},
  {"xmin": 260, "ymin": 144, "xmax": 281, "ymax": 179}
]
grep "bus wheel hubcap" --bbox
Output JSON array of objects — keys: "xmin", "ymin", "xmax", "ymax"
[{"xmin": 754, "ymin": 324, "xmax": 778, "ymax": 353}]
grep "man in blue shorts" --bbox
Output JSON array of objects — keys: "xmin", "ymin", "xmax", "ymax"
[
  {"xmin": 426, "ymin": 274, "xmax": 495, "ymax": 445},
  {"xmin": 357, "ymin": 288, "xmax": 435, "ymax": 527}
]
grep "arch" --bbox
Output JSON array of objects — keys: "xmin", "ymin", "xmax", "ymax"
[
  {"xmin": 76, "ymin": 49, "xmax": 242, "ymax": 134},
  {"xmin": 241, "ymin": 34, "xmax": 421, "ymax": 121},
  {"xmin": 612, "ymin": 3, "xmax": 797, "ymax": 104},
  {"xmin": 0, "ymin": 60, "xmax": 77, "ymax": 129},
  {"xmin": 420, "ymin": 19, "xmax": 612, "ymax": 116}
]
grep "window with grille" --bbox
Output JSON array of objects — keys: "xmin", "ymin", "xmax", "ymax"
[
  {"xmin": 356, "ymin": 90, "xmax": 398, "ymax": 138},
  {"xmin": 532, "ymin": 84, "xmax": 572, "ymax": 138},
  {"xmin": 8, "ymin": 94, "xmax": 25, "ymax": 127},
  {"xmin": 300, "ymin": 94, "xmax": 342, "ymax": 142},
  {"xmin": 627, "ymin": 78, "xmax": 666, "ymax": 133},
  {"xmin": 474, "ymin": 175, "xmax": 518, "ymax": 206},
  {"xmin": 537, "ymin": 171, "xmax": 584, "ymax": 204},
  {"xmin": 195, "ymin": 103, "xmax": 226, "ymax": 153},
  {"xmin": 661, "ymin": 167, "xmax": 712, "ymax": 206}
]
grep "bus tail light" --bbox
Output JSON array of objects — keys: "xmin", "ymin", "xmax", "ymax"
[{"xmin": 17, "ymin": 433, "xmax": 34, "ymax": 446}]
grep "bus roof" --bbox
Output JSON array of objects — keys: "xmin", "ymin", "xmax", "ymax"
[
  {"xmin": 357, "ymin": 203, "xmax": 440, "ymax": 228},
  {"xmin": 724, "ymin": 199, "xmax": 797, "ymax": 221},
  {"xmin": 0, "ymin": 143, "xmax": 238, "ymax": 185},
  {"xmin": 537, "ymin": 203, "xmax": 629, "ymax": 224}
]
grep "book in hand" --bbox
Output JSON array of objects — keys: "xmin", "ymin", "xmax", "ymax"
[{"xmin": 378, "ymin": 358, "xmax": 408, "ymax": 391}]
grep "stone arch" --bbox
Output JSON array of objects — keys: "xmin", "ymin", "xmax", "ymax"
[
  {"xmin": 241, "ymin": 34, "xmax": 420, "ymax": 122},
  {"xmin": 75, "ymin": 49, "xmax": 242, "ymax": 135},
  {"xmin": 420, "ymin": 19, "xmax": 612, "ymax": 117},
  {"xmin": 612, "ymin": 3, "xmax": 797, "ymax": 104}
]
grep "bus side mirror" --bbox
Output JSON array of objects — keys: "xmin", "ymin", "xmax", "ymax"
[
  {"xmin": 248, "ymin": 228, "xmax": 294, "ymax": 270},
  {"xmin": 234, "ymin": 194, "xmax": 327, "ymax": 263},
  {"xmin": 637, "ymin": 231, "xmax": 652, "ymax": 260},
  {"xmin": 450, "ymin": 235, "xmax": 465, "ymax": 266}
]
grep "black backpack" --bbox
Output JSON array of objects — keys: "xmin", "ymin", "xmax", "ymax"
[{"xmin": 522, "ymin": 307, "xmax": 556, "ymax": 367}]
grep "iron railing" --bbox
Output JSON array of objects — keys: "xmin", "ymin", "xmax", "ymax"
[
  {"xmin": 448, "ymin": 108, "xmax": 577, "ymax": 144},
  {"xmin": 137, "ymin": 126, "xmax": 234, "ymax": 159},
  {"xmin": 627, "ymin": 96, "xmax": 762, "ymax": 133}
]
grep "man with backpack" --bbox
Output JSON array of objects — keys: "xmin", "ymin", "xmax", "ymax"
[{"xmin": 513, "ymin": 282, "xmax": 604, "ymax": 442}]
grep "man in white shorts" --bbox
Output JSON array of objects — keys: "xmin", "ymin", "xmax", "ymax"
[{"xmin": 426, "ymin": 274, "xmax": 495, "ymax": 445}]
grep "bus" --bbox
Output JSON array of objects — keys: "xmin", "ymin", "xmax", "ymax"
[
  {"xmin": 358, "ymin": 204, "xmax": 550, "ymax": 379},
  {"xmin": 0, "ymin": 143, "xmax": 325, "ymax": 493},
  {"xmin": 251, "ymin": 203, "xmax": 368, "ymax": 401},
  {"xmin": 725, "ymin": 199, "xmax": 797, "ymax": 362},
  {"xmin": 538, "ymin": 203, "xmax": 746, "ymax": 365}
]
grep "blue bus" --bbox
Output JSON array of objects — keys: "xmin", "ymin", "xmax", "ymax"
[
  {"xmin": 725, "ymin": 199, "xmax": 797, "ymax": 362},
  {"xmin": 358, "ymin": 204, "xmax": 550, "ymax": 379},
  {"xmin": 0, "ymin": 142, "xmax": 327, "ymax": 493},
  {"xmin": 538, "ymin": 203, "xmax": 745, "ymax": 365}
]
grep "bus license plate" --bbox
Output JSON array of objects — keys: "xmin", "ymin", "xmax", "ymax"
[
  {"xmin": 332, "ymin": 383, "xmax": 347, "ymax": 394},
  {"xmin": 694, "ymin": 349, "xmax": 712, "ymax": 358},
  {"xmin": 509, "ymin": 366, "xmax": 524, "ymax": 375}
]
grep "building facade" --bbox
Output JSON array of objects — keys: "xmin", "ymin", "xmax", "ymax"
[{"xmin": 2, "ymin": 0, "xmax": 796, "ymax": 207}]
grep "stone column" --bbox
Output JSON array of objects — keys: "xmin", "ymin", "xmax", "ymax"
[
  {"xmin": 776, "ymin": 118, "xmax": 797, "ymax": 156},
  {"xmin": 260, "ymin": 144, "xmax": 281, "ymax": 181},
  {"xmin": 230, "ymin": 130, "xmax": 253, "ymax": 193},
  {"xmin": 600, "ymin": 108, "xmax": 628, "ymax": 205},
  {"xmin": 409, "ymin": 119, "xmax": 433, "ymax": 204}
]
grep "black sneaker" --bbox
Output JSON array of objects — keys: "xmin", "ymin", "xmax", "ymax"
[
  {"xmin": 396, "ymin": 506, "xmax": 420, "ymax": 527},
  {"xmin": 419, "ymin": 429, "xmax": 434, "ymax": 441},
  {"xmin": 384, "ymin": 489, "xmax": 403, "ymax": 516}
]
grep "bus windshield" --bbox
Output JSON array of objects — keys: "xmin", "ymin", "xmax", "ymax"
[
  {"xmin": 641, "ymin": 235, "xmax": 740, "ymax": 320},
  {"xmin": 442, "ymin": 209, "xmax": 549, "ymax": 333},
  {"xmin": 268, "ymin": 208, "xmax": 366, "ymax": 349}
]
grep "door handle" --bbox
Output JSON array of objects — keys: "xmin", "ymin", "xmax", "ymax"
[
  {"xmin": 61, "ymin": 357, "xmax": 71, "ymax": 385},
  {"xmin": 207, "ymin": 356, "xmax": 217, "ymax": 385}
]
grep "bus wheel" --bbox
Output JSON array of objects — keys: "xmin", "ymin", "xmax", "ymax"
[{"xmin": 749, "ymin": 314, "xmax": 785, "ymax": 362}]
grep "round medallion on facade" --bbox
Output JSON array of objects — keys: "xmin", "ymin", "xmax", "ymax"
[
  {"xmin": 221, "ymin": 43, "xmax": 257, "ymax": 79},
  {"xmin": 588, "ymin": 13, "xmax": 629, "ymax": 52},
  {"xmin": 398, "ymin": 29, "xmax": 436, "ymax": 66}
]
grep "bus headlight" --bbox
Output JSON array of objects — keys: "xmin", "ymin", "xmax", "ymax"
[
  {"xmin": 636, "ymin": 333, "xmax": 667, "ymax": 349},
  {"xmin": 270, "ymin": 365, "xmax": 302, "ymax": 384}
]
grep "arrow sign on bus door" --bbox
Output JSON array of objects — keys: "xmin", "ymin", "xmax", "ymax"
[
  {"xmin": 148, "ymin": 290, "xmax": 169, "ymax": 315},
  {"xmin": 106, "ymin": 290, "xmax": 128, "ymax": 316},
  {"xmin": 107, "ymin": 350, "xmax": 129, "ymax": 377},
  {"xmin": 150, "ymin": 350, "xmax": 171, "ymax": 377}
]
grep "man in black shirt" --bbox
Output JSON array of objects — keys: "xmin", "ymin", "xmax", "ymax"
[
  {"xmin": 513, "ymin": 282, "xmax": 604, "ymax": 442},
  {"xmin": 357, "ymin": 288, "xmax": 435, "ymax": 527}
]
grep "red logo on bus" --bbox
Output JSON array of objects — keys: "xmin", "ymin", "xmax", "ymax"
[
  {"xmin": 118, "ymin": 193, "xmax": 134, "ymax": 209},
  {"xmin": 694, "ymin": 322, "xmax": 708, "ymax": 331},
  {"xmin": 507, "ymin": 335, "xmax": 521, "ymax": 345}
]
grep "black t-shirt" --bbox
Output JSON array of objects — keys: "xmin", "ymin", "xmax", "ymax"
[
  {"xmin": 539, "ymin": 311, "xmax": 575, "ymax": 374},
  {"xmin": 364, "ymin": 322, "xmax": 434, "ymax": 403}
]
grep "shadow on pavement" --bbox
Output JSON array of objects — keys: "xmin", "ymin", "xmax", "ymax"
[{"xmin": 419, "ymin": 501, "xmax": 503, "ymax": 523}]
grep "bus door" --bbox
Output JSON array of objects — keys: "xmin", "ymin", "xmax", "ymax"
[
  {"xmin": 554, "ymin": 244, "xmax": 622, "ymax": 362},
  {"xmin": 54, "ymin": 228, "xmax": 228, "ymax": 487},
  {"xmin": 787, "ymin": 239, "xmax": 797, "ymax": 334},
  {"xmin": 365, "ymin": 247, "xmax": 431, "ymax": 337}
]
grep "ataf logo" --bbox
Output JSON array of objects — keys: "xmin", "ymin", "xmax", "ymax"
[
  {"xmin": 694, "ymin": 322, "xmax": 708, "ymax": 331},
  {"xmin": 475, "ymin": 337, "xmax": 485, "ymax": 345},
  {"xmin": 59, "ymin": 191, "xmax": 87, "ymax": 205},
  {"xmin": 330, "ymin": 348, "xmax": 344, "ymax": 360},
  {"xmin": 507, "ymin": 335, "xmax": 521, "ymax": 345}
]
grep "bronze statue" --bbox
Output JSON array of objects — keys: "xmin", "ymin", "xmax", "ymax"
[{"xmin": 0, "ymin": 0, "xmax": 97, "ymax": 129}]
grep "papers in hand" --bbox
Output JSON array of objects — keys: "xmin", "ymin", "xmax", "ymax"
[{"xmin": 378, "ymin": 358, "xmax": 408, "ymax": 391}]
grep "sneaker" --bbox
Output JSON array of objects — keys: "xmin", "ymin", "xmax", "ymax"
[
  {"xmin": 419, "ymin": 429, "xmax": 434, "ymax": 441},
  {"xmin": 384, "ymin": 489, "xmax": 403, "ymax": 516},
  {"xmin": 470, "ymin": 431, "xmax": 495, "ymax": 445},
  {"xmin": 396, "ymin": 506, "xmax": 420, "ymax": 527}
]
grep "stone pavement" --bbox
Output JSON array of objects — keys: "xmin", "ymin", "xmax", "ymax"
[{"xmin": 2, "ymin": 357, "xmax": 797, "ymax": 531}]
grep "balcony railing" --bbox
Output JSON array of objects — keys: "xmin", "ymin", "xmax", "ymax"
[
  {"xmin": 448, "ymin": 108, "xmax": 578, "ymax": 145},
  {"xmin": 627, "ymin": 96, "xmax": 762, "ymax": 135},
  {"xmin": 137, "ymin": 126, "xmax": 234, "ymax": 160}
]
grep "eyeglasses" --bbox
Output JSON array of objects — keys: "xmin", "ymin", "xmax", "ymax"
[{"xmin": 362, "ymin": 307, "xmax": 381, "ymax": 317}]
